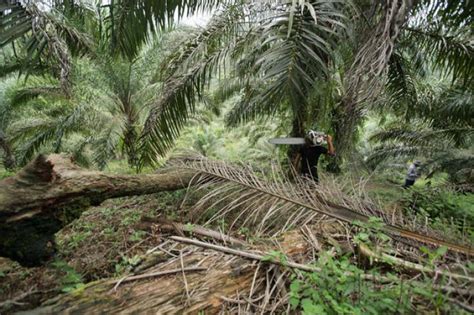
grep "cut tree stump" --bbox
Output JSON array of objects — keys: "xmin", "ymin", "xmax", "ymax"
[{"xmin": 0, "ymin": 154, "xmax": 198, "ymax": 266}]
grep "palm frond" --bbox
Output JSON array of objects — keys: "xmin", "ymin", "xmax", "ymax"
[
  {"xmin": 212, "ymin": 77, "xmax": 245, "ymax": 105},
  {"xmin": 224, "ymin": 81, "xmax": 267, "ymax": 127},
  {"xmin": 159, "ymin": 3, "xmax": 244, "ymax": 80},
  {"xmin": 172, "ymin": 155, "xmax": 472, "ymax": 253},
  {"xmin": 10, "ymin": 101, "xmax": 91, "ymax": 165},
  {"xmin": 1, "ymin": 2, "xmax": 94, "ymax": 93},
  {"xmin": 92, "ymin": 125, "xmax": 121, "ymax": 170},
  {"xmin": 138, "ymin": 63, "xmax": 208, "ymax": 165},
  {"xmin": 404, "ymin": 26, "xmax": 473, "ymax": 85},
  {"xmin": 367, "ymin": 126, "xmax": 474, "ymax": 169},
  {"xmin": 366, "ymin": 143, "xmax": 432, "ymax": 168},
  {"xmin": 1, "ymin": 2, "xmax": 94, "ymax": 51},
  {"xmin": 103, "ymin": 0, "xmax": 232, "ymax": 60},
  {"xmin": 225, "ymin": 1, "xmax": 348, "ymax": 126},
  {"xmin": 175, "ymin": 155, "xmax": 388, "ymax": 234},
  {"xmin": 70, "ymin": 136, "xmax": 92, "ymax": 168},
  {"xmin": 11, "ymin": 117, "xmax": 59, "ymax": 165},
  {"xmin": 0, "ymin": 2, "xmax": 32, "ymax": 47},
  {"xmin": 384, "ymin": 51, "xmax": 418, "ymax": 115},
  {"xmin": 10, "ymin": 86, "xmax": 63, "ymax": 106},
  {"xmin": 413, "ymin": 0, "xmax": 473, "ymax": 30},
  {"xmin": 426, "ymin": 150, "xmax": 474, "ymax": 176},
  {"xmin": 370, "ymin": 128, "xmax": 473, "ymax": 147},
  {"xmin": 0, "ymin": 57, "xmax": 49, "ymax": 78},
  {"xmin": 138, "ymin": 6, "xmax": 245, "ymax": 166},
  {"xmin": 432, "ymin": 87, "xmax": 474, "ymax": 127}
]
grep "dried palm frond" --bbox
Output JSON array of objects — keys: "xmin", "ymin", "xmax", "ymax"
[{"xmin": 171, "ymin": 155, "xmax": 473, "ymax": 255}]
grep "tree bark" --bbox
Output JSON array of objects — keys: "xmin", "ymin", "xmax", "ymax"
[
  {"xmin": 0, "ymin": 154, "xmax": 198, "ymax": 266},
  {"xmin": 327, "ymin": 97, "xmax": 358, "ymax": 173},
  {"xmin": 287, "ymin": 110, "xmax": 307, "ymax": 178},
  {"xmin": 0, "ymin": 131, "xmax": 16, "ymax": 171}
]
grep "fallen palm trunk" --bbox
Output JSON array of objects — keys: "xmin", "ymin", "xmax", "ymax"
[
  {"xmin": 0, "ymin": 154, "xmax": 198, "ymax": 266},
  {"xmin": 170, "ymin": 236, "xmax": 473, "ymax": 297},
  {"xmin": 18, "ymin": 230, "xmax": 309, "ymax": 314},
  {"xmin": 7, "ymin": 223, "xmax": 472, "ymax": 314},
  {"xmin": 18, "ymin": 254, "xmax": 258, "ymax": 314}
]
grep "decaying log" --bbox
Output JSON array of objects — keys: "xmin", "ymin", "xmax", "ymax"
[
  {"xmin": 18, "ymin": 230, "xmax": 309, "ymax": 314},
  {"xmin": 171, "ymin": 236, "xmax": 473, "ymax": 297},
  {"xmin": 0, "ymin": 154, "xmax": 198, "ymax": 266},
  {"xmin": 15, "ymin": 226, "xmax": 472, "ymax": 314}
]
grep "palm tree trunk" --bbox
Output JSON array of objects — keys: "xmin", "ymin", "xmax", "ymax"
[
  {"xmin": 326, "ymin": 0, "xmax": 415, "ymax": 173},
  {"xmin": 122, "ymin": 101, "xmax": 139, "ymax": 171},
  {"xmin": 0, "ymin": 131, "xmax": 15, "ymax": 170},
  {"xmin": 123, "ymin": 123, "xmax": 138, "ymax": 170},
  {"xmin": 287, "ymin": 109, "xmax": 306, "ymax": 173},
  {"xmin": 327, "ymin": 98, "xmax": 360, "ymax": 174}
]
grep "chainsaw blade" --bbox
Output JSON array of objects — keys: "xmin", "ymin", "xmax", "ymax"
[{"xmin": 268, "ymin": 137, "xmax": 306, "ymax": 145}]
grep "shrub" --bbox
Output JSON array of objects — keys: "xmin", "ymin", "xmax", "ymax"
[{"xmin": 400, "ymin": 187, "xmax": 474, "ymax": 230}]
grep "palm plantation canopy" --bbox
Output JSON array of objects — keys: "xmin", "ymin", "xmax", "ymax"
[{"xmin": 0, "ymin": 0, "xmax": 473, "ymax": 314}]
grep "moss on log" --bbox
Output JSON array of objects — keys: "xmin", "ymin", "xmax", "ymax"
[{"xmin": 0, "ymin": 154, "xmax": 198, "ymax": 266}]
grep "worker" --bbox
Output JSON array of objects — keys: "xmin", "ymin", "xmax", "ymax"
[
  {"xmin": 403, "ymin": 160, "xmax": 421, "ymax": 188},
  {"xmin": 295, "ymin": 130, "xmax": 335, "ymax": 183}
]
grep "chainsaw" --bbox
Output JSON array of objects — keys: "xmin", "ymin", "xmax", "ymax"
[{"xmin": 268, "ymin": 131, "xmax": 327, "ymax": 146}]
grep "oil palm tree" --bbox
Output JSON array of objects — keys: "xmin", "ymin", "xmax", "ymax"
[
  {"xmin": 1, "ymin": 0, "xmax": 231, "ymax": 167},
  {"xmin": 144, "ymin": 0, "xmax": 472, "ymax": 171},
  {"xmin": 139, "ymin": 0, "xmax": 351, "ymax": 166},
  {"xmin": 4, "ymin": 44, "xmax": 163, "ymax": 170},
  {"xmin": 329, "ymin": 0, "xmax": 473, "ymax": 172},
  {"xmin": 2, "ymin": 0, "xmax": 472, "ymax": 172},
  {"xmin": 0, "ymin": 0, "xmax": 227, "ymax": 62},
  {"xmin": 367, "ymin": 71, "xmax": 473, "ymax": 188}
]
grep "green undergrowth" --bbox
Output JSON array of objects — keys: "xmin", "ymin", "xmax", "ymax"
[
  {"xmin": 56, "ymin": 190, "xmax": 190, "ymax": 281},
  {"xmin": 50, "ymin": 259, "xmax": 85, "ymax": 293},
  {"xmin": 367, "ymin": 173, "xmax": 473, "ymax": 243},
  {"xmin": 400, "ymin": 187, "xmax": 474, "ymax": 224},
  {"xmin": 289, "ymin": 217, "xmax": 470, "ymax": 314},
  {"xmin": 288, "ymin": 252, "xmax": 464, "ymax": 315}
]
